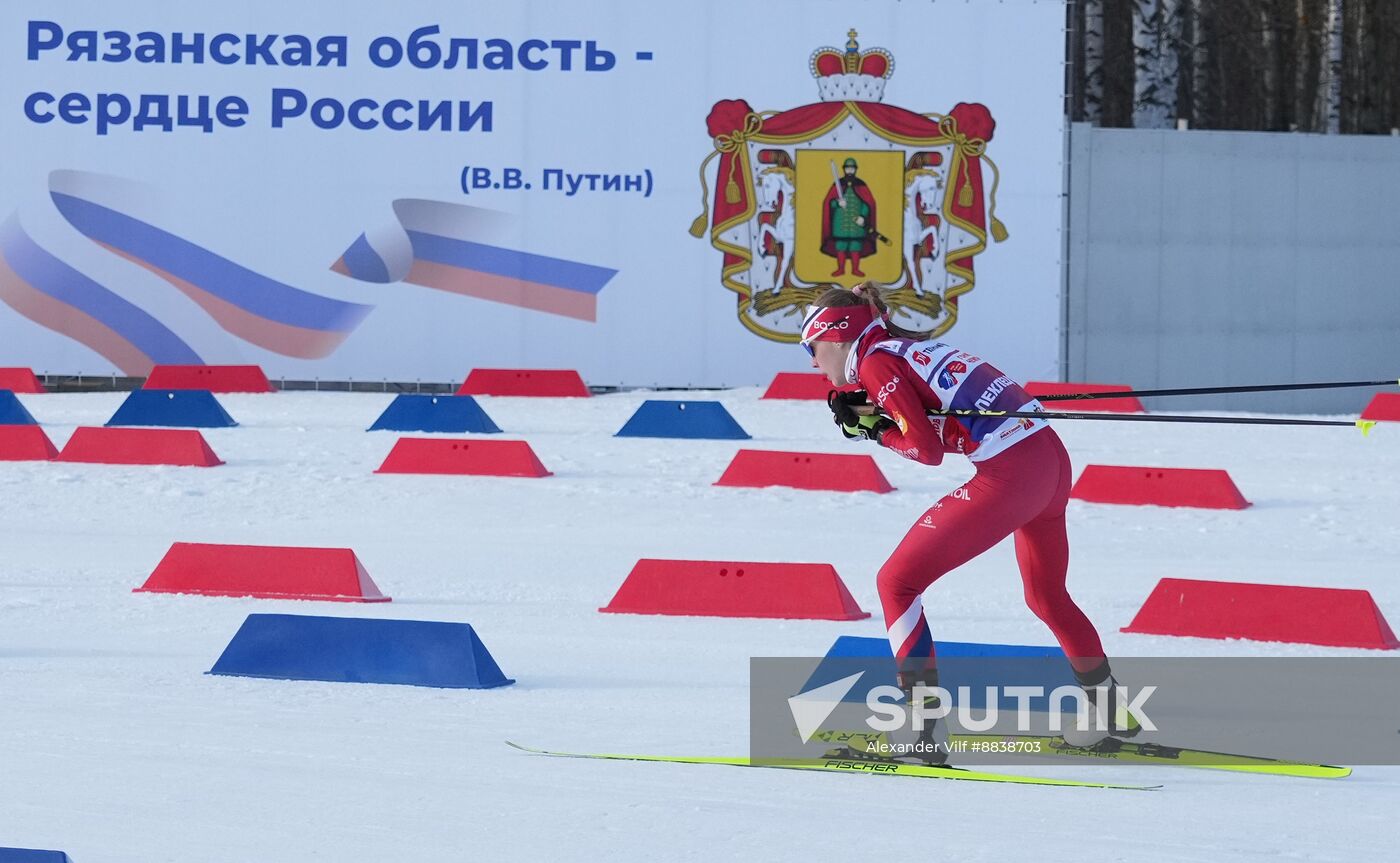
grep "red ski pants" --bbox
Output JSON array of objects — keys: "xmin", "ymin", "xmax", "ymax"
[{"xmin": 877, "ymin": 428, "xmax": 1107, "ymax": 676}]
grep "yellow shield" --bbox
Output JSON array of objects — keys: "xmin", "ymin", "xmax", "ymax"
[{"xmin": 794, "ymin": 150, "xmax": 904, "ymax": 286}]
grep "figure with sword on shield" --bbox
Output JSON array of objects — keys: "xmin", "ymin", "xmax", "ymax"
[{"xmin": 822, "ymin": 157, "xmax": 884, "ymax": 277}]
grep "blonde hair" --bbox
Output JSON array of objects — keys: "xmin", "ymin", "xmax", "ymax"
[{"xmin": 814, "ymin": 281, "xmax": 932, "ymax": 341}]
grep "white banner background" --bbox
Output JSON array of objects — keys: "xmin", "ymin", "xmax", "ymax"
[{"xmin": 0, "ymin": 0, "xmax": 1066, "ymax": 386}]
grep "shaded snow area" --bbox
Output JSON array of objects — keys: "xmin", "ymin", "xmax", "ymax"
[{"xmin": 2, "ymin": 389, "xmax": 1396, "ymax": 862}]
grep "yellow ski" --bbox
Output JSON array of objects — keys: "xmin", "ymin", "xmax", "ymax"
[{"xmin": 506, "ymin": 741, "xmax": 1159, "ymax": 790}]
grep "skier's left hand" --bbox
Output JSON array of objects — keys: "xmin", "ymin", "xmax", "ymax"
[{"xmin": 841, "ymin": 413, "xmax": 894, "ymax": 442}]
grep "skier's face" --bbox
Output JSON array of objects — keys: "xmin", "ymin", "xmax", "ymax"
[{"xmin": 810, "ymin": 339, "xmax": 852, "ymax": 385}]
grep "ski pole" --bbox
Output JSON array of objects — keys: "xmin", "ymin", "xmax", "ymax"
[
  {"xmin": 1038, "ymin": 378, "xmax": 1400, "ymax": 402},
  {"xmin": 851, "ymin": 404, "xmax": 1377, "ymax": 434}
]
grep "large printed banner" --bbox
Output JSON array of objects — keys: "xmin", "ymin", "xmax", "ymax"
[{"xmin": 0, "ymin": 1, "xmax": 1066, "ymax": 386}]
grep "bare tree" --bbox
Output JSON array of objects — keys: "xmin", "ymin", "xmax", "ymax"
[
  {"xmin": 1259, "ymin": 2, "xmax": 1279, "ymax": 128},
  {"xmin": 1294, "ymin": 0, "xmax": 1318, "ymax": 130},
  {"xmin": 1186, "ymin": 0, "xmax": 1210, "ymax": 127}
]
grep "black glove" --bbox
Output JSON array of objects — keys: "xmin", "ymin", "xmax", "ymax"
[
  {"xmin": 827, "ymin": 389, "xmax": 894, "ymax": 442},
  {"xmin": 827, "ymin": 389, "xmax": 867, "ymax": 425}
]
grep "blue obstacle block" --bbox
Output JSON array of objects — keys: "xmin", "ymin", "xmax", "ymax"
[
  {"xmin": 0, "ymin": 849, "xmax": 74, "ymax": 862},
  {"xmin": 800, "ymin": 635, "xmax": 1075, "ymax": 708},
  {"xmin": 0, "ymin": 390, "xmax": 38, "ymax": 425},
  {"xmin": 105, "ymin": 389, "xmax": 237, "ymax": 428},
  {"xmin": 209, "ymin": 614, "xmax": 514, "ymax": 689},
  {"xmin": 614, "ymin": 399, "xmax": 750, "ymax": 440},
  {"xmin": 367, "ymin": 394, "xmax": 501, "ymax": 433}
]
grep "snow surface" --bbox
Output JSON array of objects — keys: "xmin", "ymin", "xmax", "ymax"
[{"xmin": 1, "ymin": 389, "xmax": 1396, "ymax": 862}]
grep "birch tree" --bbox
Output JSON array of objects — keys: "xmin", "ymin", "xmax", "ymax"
[
  {"xmin": 1320, "ymin": 0, "xmax": 1344, "ymax": 132},
  {"xmin": 1083, "ymin": 0, "xmax": 1105, "ymax": 124},
  {"xmin": 1133, "ymin": 0, "xmax": 1183, "ymax": 128}
]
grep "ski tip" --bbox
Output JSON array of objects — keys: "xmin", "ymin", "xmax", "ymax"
[{"xmin": 1357, "ymin": 419, "xmax": 1378, "ymax": 437}]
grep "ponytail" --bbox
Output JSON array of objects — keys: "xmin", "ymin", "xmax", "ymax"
[{"xmin": 812, "ymin": 281, "xmax": 933, "ymax": 341}]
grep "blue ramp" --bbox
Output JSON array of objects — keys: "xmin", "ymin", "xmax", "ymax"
[
  {"xmin": 801, "ymin": 635, "xmax": 1075, "ymax": 709},
  {"xmin": 0, "ymin": 390, "xmax": 38, "ymax": 425},
  {"xmin": 368, "ymin": 394, "xmax": 501, "ymax": 433},
  {"xmin": 209, "ymin": 614, "xmax": 514, "ymax": 689},
  {"xmin": 105, "ymin": 389, "xmax": 237, "ymax": 428},
  {"xmin": 0, "ymin": 849, "xmax": 74, "ymax": 862},
  {"xmin": 615, "ymin": 400, "xmax": 750, "ymax": 440}
]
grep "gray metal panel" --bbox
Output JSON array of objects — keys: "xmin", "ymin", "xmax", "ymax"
[{"xmin": 1066, "ymin": 126, "xmax": 1400, "ymax": 415}]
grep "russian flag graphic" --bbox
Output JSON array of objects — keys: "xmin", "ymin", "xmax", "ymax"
[
  {"xmin": 49, "ymin": 170, "xmax": 371, "ymax": 359},
  {"xmin": 331, "ymin": 200, "xmax": 616, "ymax": 322},
  {"xmin": 0, "ymin": 214, "xmax": 202, "ymax": 376}
]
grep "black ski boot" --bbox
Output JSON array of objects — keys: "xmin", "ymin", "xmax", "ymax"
[
  {"xmin": 893, "ymin": 668, "xmax": 950, "ymax": 765},
  {"xmin": 1063, "ymin": 662, "xmax": 1142, "ymax": 749}
]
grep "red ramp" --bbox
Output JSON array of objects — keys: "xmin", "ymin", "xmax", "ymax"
[
  {"xmin": 761, "ymin": 373, "xmax": 857, "ymax": 400},
  {"xmin": 1025, "ymin": 381, "xmax": 1145, "ymax": 413},
  {"xmin": 144, "ymin": 365, "xmax": 274, "ymax": 393},
  {"xmin": 0, "ymin": 367, "xmax": 45, "ymax": 393},
  {"xmin": 57, "ymin": 427, "xmax": 223, "ymax": 466},
  {"xmin": 375, "ymin": 437, "xmax": 551, "ymax": 477},
  {"xmin": 0, "ymin": 425, "xmax": 58, "ymax": 461},
  {"xmin": 1070, "ymin": 465, "xmax": 1248, "ymax": 509},
  {"xmin": 136, "ymin": 542, "xmax": 390, "ymax": 602},
  {"xmin": 457, "ymin": 368, "xmax": 589, "ymax": 397},
  {"xmin": 600, "ymin": 559, "xmax": 870, "ymax": 620},
  {"xmin": 716, "ymin": 449, "xmax": 893, "ymax": 493},
  {"xmin": 1361, "ymin": 393, "xmax": 1400, "ymax": 422},
  {"xmin": 1122, "ymin": 577, "xmax": 1398, "ymax": 649}
]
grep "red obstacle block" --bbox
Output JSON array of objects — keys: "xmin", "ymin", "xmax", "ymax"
[
  {"xmin": 457, "ymin": 368, "xmax": 590, "ymax": 397},
  {"xmin": 1122, "ymin": 577, "xmax": 1398, "ymax": 649},
  {"xmin": 0, "ymin": 425, "xmax": 58, "ymax": 461},
  {"xmin": 144, "ymin": 365, "xmax": 274, "ymax": 393},
  {"xmin": 1070, "ymin": 465, "xmax": 1248, "ymax": 509},
  {"xmin": 1025, "ymin": 381, "xmax": 1146, "ymax": 413},
  {"xmin": 56, "ymin": 427, "xmax": 223, "ymax": 467},
  {"xmin": 715, "ymin": 449, "xmax": 894, "ymax": 493},
  {"xmin": 135, "ymin": 542, "xmax": 391, "ymax": 602},
  {"xmin": 600, "ymin": 559, "xmax": 871, "ymax": 620},
  {"xmin": 761, "ymin": 372, "xmax": 859, "ymax": 400},
  {"xmin": 1361, "ymin": 393, "xmax": 1400, "ymax": 422},
  {"xmin": 375, "ymin": 437, "xmax": 551, "ymax": 477},
  {"xmin": 0, "ymin": 367, "xmax": 46, "ymax": 393}
]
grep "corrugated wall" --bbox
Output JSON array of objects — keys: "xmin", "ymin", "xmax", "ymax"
[{"xmin": 1065, "ymin": 123, "xmax": 1400, "ymax": 414}]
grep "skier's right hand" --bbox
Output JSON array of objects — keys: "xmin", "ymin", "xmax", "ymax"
[
  {"xmin": 827, "ymin": 389, "xmax": 868, "ymax": 427},
  {"xmin": 828, "ymin": 390, "xmax": 891, "ymax": 441}
]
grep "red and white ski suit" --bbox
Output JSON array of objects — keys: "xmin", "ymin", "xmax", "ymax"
[{"xmin": 849, "ymin": 327, "xmax": 1108, "ymax": 677}]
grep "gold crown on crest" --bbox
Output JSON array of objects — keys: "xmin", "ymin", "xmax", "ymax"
[{"xmin": 808, "ymin": 29, "xmax": 894, "ymax": 102}]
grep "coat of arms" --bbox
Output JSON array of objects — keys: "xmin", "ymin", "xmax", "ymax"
[{"xmin": 690, "ymin": 30, "xmax": 1009, "ymax": 342}]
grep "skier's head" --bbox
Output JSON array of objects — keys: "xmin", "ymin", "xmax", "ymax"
[
  {"xmin": 800, "ymin": 282, "xmax": 937, "ymax": 383},
  {"xmin": 800, "ymin": 285, "xmax": 885, "ymax": 385}
]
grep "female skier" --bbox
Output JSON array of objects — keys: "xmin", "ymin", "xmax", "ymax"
[{"xmin": 800, "ymin": 283, "xmax": 1137, "ymax": 761}]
